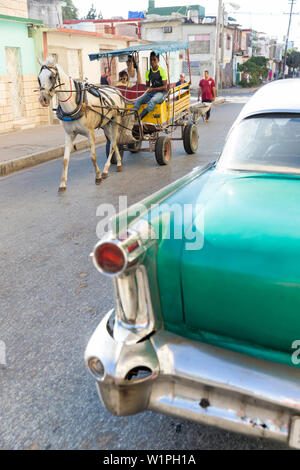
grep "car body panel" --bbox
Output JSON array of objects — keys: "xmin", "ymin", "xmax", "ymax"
[
  {"xmin": 182, "ymin": 171, "xmax": 300, "ymax": 353},
  {"xmin": 143, "ymin": 167, "xmax": 300, "ymax": 367}
]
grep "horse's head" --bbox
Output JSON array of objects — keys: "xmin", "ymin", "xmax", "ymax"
[{"xmin": 38, "ymin": 57, "xmax": 58, "ymax": 107}]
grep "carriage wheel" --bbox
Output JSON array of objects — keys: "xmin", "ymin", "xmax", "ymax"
[
  {"xmin": 183, "ymin": 124, "xmax": 198, "ymax": 154},
  {"xmin": 155, "ymin": 136, "xmax": 172, "ymax": 165},
  {"xmin": 128, "ymin": 140, "xmax": 142, "ymax": 153},
  {"xmin": 107, "ymin": 145, "xmax": 124, "ymax": 165}
]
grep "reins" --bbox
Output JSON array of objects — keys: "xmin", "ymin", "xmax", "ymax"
[{"xmin": 57, "ymin": 77, "xmax": 73, "ymax": 103}]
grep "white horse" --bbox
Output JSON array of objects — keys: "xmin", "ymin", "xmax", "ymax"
[{"xmin": 38, "ymin": 57, "xmax": 125, "ymax": 192}]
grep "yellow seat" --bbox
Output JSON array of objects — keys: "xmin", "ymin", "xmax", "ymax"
[{"xmin": 126, "ymin": 83, "xmax": 191, "ymax": 127}]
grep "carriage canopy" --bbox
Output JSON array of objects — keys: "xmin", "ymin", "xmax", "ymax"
[{"xmin": 89, "ymin": 41, "xmax": 189, "ymax": 61}]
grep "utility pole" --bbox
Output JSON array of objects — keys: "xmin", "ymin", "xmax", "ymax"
[
  {"xmin": 220, "ymin": 4, "xmax": 225, "ymax": 89},
  {"xmin": 215, "ymin": 0, "xmax": 222, "ymax": 94},
  {"xmin": 283, "ymin": 0, "xmax": 296, "ymax": 78}
]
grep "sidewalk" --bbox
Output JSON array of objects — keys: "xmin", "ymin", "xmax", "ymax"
[
  {"xmin": 219, "ymin": 85, "xmax": 262, "ymax": 95},
  {"xmin": 191, "ymin": 85, "xmax": 261, "ymax": 97},
  {"xmin": 0, "ymin": 123, "xmax": 105, "ymax": 177}
]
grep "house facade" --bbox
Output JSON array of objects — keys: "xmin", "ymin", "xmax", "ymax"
[
  {"xmin": 43, "ymin": 27, "xmax": 149, "ymax": 122},
  {"xmin": 0, "ymin": 1, "xmax": 148, "ymax": 133},
  {"xmin": 0, "ymin": 1, "xmax": 49, "ymax": 133},
  {"xmin": 0, "ymin": 0, "xmax": 28, "ymax": 17},
  {"xmin": 46, "ymin": 27, "xmax": 148, "ymax": 85},
  {"xmin": 141, "ymin": 17, "xmax": 225, "ymax": 88}
]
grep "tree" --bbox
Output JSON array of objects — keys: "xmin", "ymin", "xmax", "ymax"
[
  {"xmin": 286, "ymin": 48, "xmax": 300, "ymax": 70},
  {"xmin": 239, "ymin": 56, "xmax": 269, "ymax": 87},
  {"xmin": 85, "ymin": 3, "xmax": 97, "ymax": 20},
  {"xmin": 61, "ymin": 0, "xmax": 78, "ymax": 20}
]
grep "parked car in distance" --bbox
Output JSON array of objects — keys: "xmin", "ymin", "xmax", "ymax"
[{"xmin": 85, "ymin": 79, "xmax": 300, "ymax": 449}]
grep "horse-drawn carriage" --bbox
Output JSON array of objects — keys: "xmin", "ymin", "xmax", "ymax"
[
  {"xmin": 38, "ymin": 42, "xmax": 208, "ymax": 191},
  {"xmin": 89, "ymin": 41, "xmax": 201, "ymax": 165}
]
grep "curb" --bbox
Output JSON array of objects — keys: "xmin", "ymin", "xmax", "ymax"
[{"xmin": 0, "ymin": 134, "xmax": 106, "ymax": 178}]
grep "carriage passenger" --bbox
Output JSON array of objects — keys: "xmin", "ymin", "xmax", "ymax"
[
  {"xmin": 176, "ymin": 73, "xmax": 187, "ymax": 87},
  {"xmin": 117, "ymin": 70, "xmax": 129, "ymax": 87},
  {"xmin": 100, "ymin": 67, "xmax": 110, "ymax": 85},
  {"xmin": 126, "ymin": 55, "xmax": 142, "ymax": 87},
  {"xmin": 133, "ymin": 51, "xmax": 168, "ymax": 121}
]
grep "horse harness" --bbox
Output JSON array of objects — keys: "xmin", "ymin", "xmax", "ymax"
[
  {"xmin": 56, "ymin": 80, "xmax": 84, "ymax": 122},
  {"xmin": 38, "ymin": 65, "xmax": 136, "ymax": 130},
  {"xmin": 57, "ymin": 83, "xmax": 136, "ymax": 132}
]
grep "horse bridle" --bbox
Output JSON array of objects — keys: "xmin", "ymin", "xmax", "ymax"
[{"xmin": 38, "ymin": 65, "xmax": 60, "ymax": 95}]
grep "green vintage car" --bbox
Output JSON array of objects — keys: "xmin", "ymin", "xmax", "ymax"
[{"xmin": 85, "ymin": 79, "xmax": 300, "ymax": 449}]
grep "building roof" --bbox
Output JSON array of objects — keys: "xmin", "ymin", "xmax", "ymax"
[
  {"xmin": 147, "ymin": 2, "xmax": 205, "ymax": 17},
  {"xmin": 63, "ymin": 18, "xmax": 144, "ymax": 24},
  {"xmin": 0, "ymin": 13, "xmax": 43, "ymax": 25},
  {"xmin": 54, "ymin": 27, "xmax": 142, "ymax": 42},
  {"xmin": 143, "ymin": 16, "xmax": 185, "ymax": 23}
]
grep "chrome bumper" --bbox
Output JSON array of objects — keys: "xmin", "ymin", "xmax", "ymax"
[{"xmin": 85, "ymin": 310, "xmax": 300, "ymax": 449}]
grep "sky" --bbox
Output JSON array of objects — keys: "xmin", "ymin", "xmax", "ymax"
[{"xmin": 72, "ymin": 0, "xmax": 300, "ymax": 47}]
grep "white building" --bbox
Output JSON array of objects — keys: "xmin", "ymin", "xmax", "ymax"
[
  {"xmin": 141, "ymin": 15, "xmax": 234, "ymax": 89},
  {"xmin": 27, "ymin": 0, "xmax": 63, "ymax": 27}
]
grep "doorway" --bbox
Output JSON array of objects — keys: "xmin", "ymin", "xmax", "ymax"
[{"xmin": 5, "ymin": 47, "xmax": 25, "ymax": 119}]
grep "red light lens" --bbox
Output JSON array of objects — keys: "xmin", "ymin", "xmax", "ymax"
[
  {"xmin": 127, "ymin": 241, "xmax": 139, "ymax": 253},
  {"xmin": 95, "ymin": 243, "xmax": 126, "ymax": 274}
]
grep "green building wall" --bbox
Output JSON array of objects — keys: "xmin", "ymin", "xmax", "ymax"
[
  {"xmin": 147, "ymin": 0, "xmax": 205, "ymax": 18},
  {"xmin": 0, "ymin": 18, "xmax": 42, "ymax": 76}
]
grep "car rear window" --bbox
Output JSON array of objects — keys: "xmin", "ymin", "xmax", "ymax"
[{"xmin": 218, "ymin": 114, "xmax": 300, "ymax": 174}]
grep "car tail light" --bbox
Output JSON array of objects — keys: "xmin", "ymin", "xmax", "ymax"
[
  {"xmin": 94, "ymin": 242, "xmax": 126, "ymax": 275},
  {"xmin": 93, "ymin": 221, "xmax": 156, "ymax": 279},
  {"xmin": 92, "ymin": 221, "xmax": 161, "ymax": 338}
]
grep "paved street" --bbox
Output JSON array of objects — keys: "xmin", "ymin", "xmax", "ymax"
[{"xmin": 0, "ymin": 99, "xmax": 284, "ymax": 450}]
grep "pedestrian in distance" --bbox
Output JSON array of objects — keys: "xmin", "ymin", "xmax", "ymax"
[{"xmin": 198, "ymin": 70, "xmax": 216, "ymax": 122}]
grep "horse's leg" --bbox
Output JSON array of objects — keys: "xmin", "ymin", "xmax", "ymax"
[
  {"xmin": 58, "ymin": 132, "xmax": 75, "ymax": 193},
  {"xmin": 102, "ymin": 119, "xmax": 122, "ymax": 178},
  {"xmin": 114, "ymin": 122, "xmax": 123, "ymax": 172},
  {"xmin": 88, "ymin": 129, "xmax": 102, "ymax": 185}
]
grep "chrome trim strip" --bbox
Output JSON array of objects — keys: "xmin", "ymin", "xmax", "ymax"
[{"xmin": 110, "ymin": 161, "xmax": 215, "ymax": 238}]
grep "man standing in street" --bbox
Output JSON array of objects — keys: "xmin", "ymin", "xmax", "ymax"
[{"xmin": 198, "ymin": 70, "xmax": 216, "ymax": 122}]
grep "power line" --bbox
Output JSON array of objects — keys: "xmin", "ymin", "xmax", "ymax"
[{"xmin": 227, "ymin": 10, "xmax": 300, "ymax": 16}]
